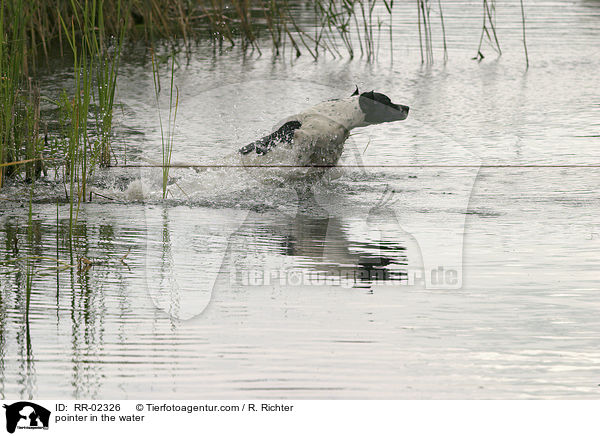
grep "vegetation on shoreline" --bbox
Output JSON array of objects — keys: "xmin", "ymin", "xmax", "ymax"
[
  {"xmin": 0, "ymin": 0, "xmax": 386, "ymax": 194},
  {"xmin": 1, "ymin": 0, "xmax": 530, "ymax": 194}
]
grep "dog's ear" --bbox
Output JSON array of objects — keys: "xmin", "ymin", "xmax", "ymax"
[
  {"xmin": 351, "ymin": 86, "xmax": 359, "ymax": 96},
  {"xmin": 358, "ymin": 91, "xmax": 377, "ymax": 119},
  {"xmin": 359, "ymin": 90, "xmax": 375, "ymax": 107}
]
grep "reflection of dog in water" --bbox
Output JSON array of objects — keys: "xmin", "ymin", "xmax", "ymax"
[
  {"xmin": 3, "ymin": 402, "xmax": 51, "ymax": 434},
  {"xmin": 222, "ymin": 192, "xmax": 411, "ymax": 289}
]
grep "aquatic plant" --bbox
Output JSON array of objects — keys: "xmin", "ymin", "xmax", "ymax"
[
  {"xmin": 151, "ymin": 49, "xmax": 179, "ymax": 199},
  {"xmin": 437, "ymin": 0, "xmax": 447, "ymax": 62},
  {"xmin": 1, "ymin": 0, "xmax": 126, "ymax": 194},
  {"xmin": 474, "ymin": 0, "xmax": 501, "ymax": 61},
  {"xmin": 520, "ymin": 0, "xmax": 529, "ymax": 68},
  {"xmin": 417, "ymin": 0, "xmax": 433, "ymax": 64},
  {"xmin": 52, "ymin": 0, "xmax": 126, "ymax": 238},
  {"xmin": 0, "ymin": 0, "xmax": 43, "ymax": 188},
  {"xmin": 25, "ymin": 183, "xmax": 33, "ymax": 330},
  {"xmin": 0, "ymin": 0, "xmax": 532, "ymax": 194}
]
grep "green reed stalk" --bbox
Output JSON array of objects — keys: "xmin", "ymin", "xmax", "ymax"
[
  {"xmin": 422, "ymin": 0, "xmax": 433, "ymax": 63},
  {"xmin": 59, "ymin": 3, "xmax": 94, "ymax": 237},
  {"xmin": 417, "ymin": 0, "xmax": 423, "ymax": 63},
  {"xmin": 25, "ymin": 181, "xmax": 34, "ymax": 324},
  {"xmin": 485, "ymin": 0, "xmax": 501, "ymax": 54},
  {"xmin": 383, "ymin": 0, "xmax": 392, "ymax": 62},
  {"xmin": 368, "ymin": 0, "xmax": 376, "ymax": 60},
  {"xmin": 0, "ymin": 7, "xmax": 10, "ymax": 188},
  {"xmin": 165, "ymin": 56, "xmax": 178, "ymax": 200},
  {"xmin": 56, "ymin": 0, "xmax": 126, "ymax": 230},
  {"xmin": 0, "ymin": 0, "xmax": 36, "ymax": 187},
  {"xmin": 152, "ymin": 50, "xmax": 179, "ymax": 199},
  {"xmin": 520, "ymin": 0, "xmax": 529, "ymax": 68},
  {"xmin": 359, "ymin": 1, "xmax": 372, "ymax": 60},
  {"xmin": 59, "ymin": 13, "xmax": 80, "ymax": 239},
  {"xmin": 476, "ymin": 0, "xmax": 501, "ymax": 59},
  {"xmin": 262, "ymin": 0, "xmax": 281, "ymax": 55},
  {"xmin": 94, "ymin": 0, "xmax": 127, "ymax": 167},
  {"xmin": 438, "ymin": 0, "xmax": 447, "ymax": 62}
]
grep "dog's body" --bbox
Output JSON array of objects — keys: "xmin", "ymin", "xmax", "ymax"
[{"xmin": 239, "ymin": 89, "xmax": 409, "ymax": 167}]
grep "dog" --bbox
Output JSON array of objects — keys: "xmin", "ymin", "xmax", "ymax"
[{"xmin": 239, "ymin": 88, "xmax": 409, "ymax": 168}]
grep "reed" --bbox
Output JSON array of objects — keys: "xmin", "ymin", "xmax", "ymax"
[
  {"xmin": 437, "ymin": 0, "xmax": 447, "ymax": 62},
  {"xmin": 2, "ymin": 0, "xmax": 126, "ymax": 194},
  {"xmin": 519, "ymin": 0, "xmax": 529, "ymax": 68},
  {"xmin": 0, "ymin": 0, "xmax": 42, "ymax": 188},
  {"xmin": 383, "ymin": 0, "xmax": 392, "ymax": 62},
  {"xmin": 0, "ymin": 0, "xmax": 532, "ymax": 195},
  {"xmin": 474, "ymin": 0, "xmax": 501, "ymax": 60},
  {"xmin": 95, "ymin": 0, "xmax": 127, "ymax": 167},
  {"xmin": 151, "ymin": 49, "xmax": 179, "ymax": 199},
  {"xmin": 25, "ymin": 178, "xmax": 34, "ymax": 328},
  {"xmin": 417, "ymin": 0, "xmax": 433, "ymax": 64}
]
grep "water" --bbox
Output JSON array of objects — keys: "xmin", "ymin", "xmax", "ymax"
[{"xmin": 1, "ymin": 0, "xmax": 599, "ymax": 399}]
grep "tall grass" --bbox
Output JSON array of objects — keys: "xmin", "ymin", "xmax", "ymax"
[
  {"xmin": 52, "ymin": 0, "xmax": 127, "ymax": 240},
  {"xmin": 25, "ymin": 181, "xmax": 34, "ymax": 341},
  {"xmin": 0, "ymin": 0, "xmax": 531, "ymax": 195},
  {"xmin": 417, "ymin": 0, "xmax": 433, "ymax": 64},
  {"xmin": 1, "ymin": 0, "xmax": 127, "ymax": 192},
  {"xmin": 0, "ymin": 0, "xmax": 43, "ymax": 188},
  {"xmin": 0, "ymin": 0, "xmax": 398, "ymax": 189},
  {"xmin": 151, "ymin": 50, "xmax": 179, "ymax": 199},
  {"xmin": 520, "ymin": 0, "xmax": 529, "ymax": 68},
  {"xmin": 437, "ymin": 0, "xmax": 447, "ymax": 62},
  {"xmin": 474, "ymin": 0, "xmax": 501, "ymax": 60}
]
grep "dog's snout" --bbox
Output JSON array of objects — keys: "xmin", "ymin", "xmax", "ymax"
[
  {"xmin": 390, "ymin": 103, "xmax": 409, "ymax": 121},
  {"xmin": 392, "ymin": 103, "xmax": 409, "ymax": 113}
]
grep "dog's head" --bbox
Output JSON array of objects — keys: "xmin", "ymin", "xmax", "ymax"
[{"xmin": 352, "ymin": 88, "xmax": 409, "ymax": 125}]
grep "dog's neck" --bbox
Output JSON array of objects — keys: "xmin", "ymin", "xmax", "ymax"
[{"xmin": 304, "ymin": 96, "xmax": 368, "ymax": 130}]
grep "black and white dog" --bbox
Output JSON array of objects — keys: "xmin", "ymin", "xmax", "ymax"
[{"xmin": 239, "ymin": 88, "xmax": 409, "ymax": 168}]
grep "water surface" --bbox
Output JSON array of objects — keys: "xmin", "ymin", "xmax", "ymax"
[{"xmin": 0, "ymin": 0, "xmax": 599, "ymax": 399}]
